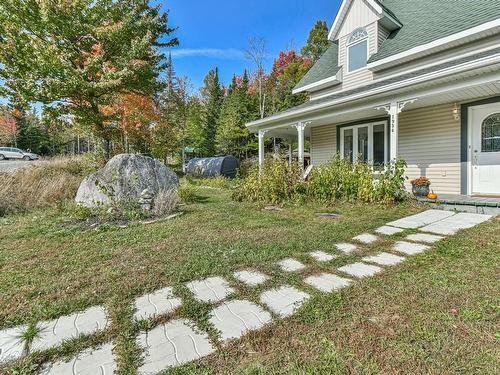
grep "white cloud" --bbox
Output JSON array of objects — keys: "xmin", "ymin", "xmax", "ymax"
[{"xmin": 170, "ymin": 48, "xmax": 246, "ymax": 60}]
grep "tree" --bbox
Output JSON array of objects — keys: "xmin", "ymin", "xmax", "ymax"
[
  {"xmin": 267, "ymin": 50, "xmax": 313, "ymax": 113},
  {"xmin": 200, "ymin": 68, "xmax": 223, "ymax": 156},
  {"xmin": 216, "ymin": 71, "xmax": 256, "ymax": 157},
  {"xmin": 246, "ymin": 37, "xmax": 267, "ymax": 119},
  {"xmin": 0, "ymin": 106, "xmax": 16, "ymax": 146},
  {"xmin": 0, "ymin": 0, "xmax": 178, "ymax": 158},
  {"xmin": 301, "ymin": 20, "xmax": 331, "ymax": 62}
]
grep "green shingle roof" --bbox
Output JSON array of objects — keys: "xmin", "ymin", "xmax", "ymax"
[
  {"xmin": 370, "ymin": 0, "xmax": 500, "ymax": 62},
  {"xmin": 294, "ymin": 43, "xmax": 340, "ymax": 91},
  {"xmin": 294, "ymin": 0, "xmax": 500, "ymax": 93}
]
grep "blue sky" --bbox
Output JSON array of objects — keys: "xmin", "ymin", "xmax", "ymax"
[{"xmin": 162, "ymin": 0, "xmax": 342, "ymax": 91}]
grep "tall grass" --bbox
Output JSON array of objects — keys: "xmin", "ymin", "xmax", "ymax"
[{"xmin": 0, "ymin": 156, "xmax": 98, "ymax": 216}]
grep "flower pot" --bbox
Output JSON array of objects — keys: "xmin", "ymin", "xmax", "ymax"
[{"xmin": 412, "ymin": 184, "xmax": 430, "ymax": 197}]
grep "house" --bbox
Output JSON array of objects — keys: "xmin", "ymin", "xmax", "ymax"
[{"xmin": 246, "ymin": 0, "xmax": 500, "ymax": 197}]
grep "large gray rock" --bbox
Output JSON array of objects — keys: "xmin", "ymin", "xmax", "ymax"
[{"xmin": 75, "ymin": 154, "xmax": 179, "ymax": 208}]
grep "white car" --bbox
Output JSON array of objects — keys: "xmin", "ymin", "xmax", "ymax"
[{"xmin": 0, "ymin": 147, "xmax": 39, "ymax": 161}]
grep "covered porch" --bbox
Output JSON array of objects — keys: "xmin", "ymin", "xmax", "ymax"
[{"xmin": 251, "ymin": 66, "xmax": 500, "ymax": 197}]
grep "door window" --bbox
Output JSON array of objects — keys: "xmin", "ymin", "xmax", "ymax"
[
  {"xmin": 340, "ymin": 122, "xmax": 387, "ymax": 165},
  {"xmin": 482, "ymin": 113, "xmax": 500, "ymax": 152},
  {"xmin": 343, "ymin": 129, "xmax": 354, "ymax": 163}
]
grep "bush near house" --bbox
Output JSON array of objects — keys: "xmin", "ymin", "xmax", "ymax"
[{"xmin": 233, "ymin": 156, "xmax": 408, "ymax": 204}]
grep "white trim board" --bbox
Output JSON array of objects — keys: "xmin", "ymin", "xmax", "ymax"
[{"xmin": 367, "ymin": 18, "xmax": 500, "ymax": 71}]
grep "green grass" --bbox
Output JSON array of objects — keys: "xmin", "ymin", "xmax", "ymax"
[{"xmin": 0, "ymin": 185, "xmax": 498, "ymax": 374}]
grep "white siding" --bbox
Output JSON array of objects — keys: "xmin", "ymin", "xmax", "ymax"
[
  {"xmin": 311, "ymin": 124, "xmax": 337, "ymax": 165},
  {"xmin": 399, "ymin": 104, "xmax": 461, "ymax": 194},
  {"xmin": 338, "ymin": 0, "xmax": 379, "ymax": 39}
]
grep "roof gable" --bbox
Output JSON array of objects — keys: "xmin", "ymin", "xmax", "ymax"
[{"xmin": 329, "ymin": 0, "xmax": 401, "ymax": 41}]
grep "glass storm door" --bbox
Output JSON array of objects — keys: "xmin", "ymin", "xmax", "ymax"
[{"xmin": 471, "ymin": 103, "xmax": 500, "ymax": 195}]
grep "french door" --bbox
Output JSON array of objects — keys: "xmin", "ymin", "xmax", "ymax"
[{"xmin": 340, "ymin": 121, "xmax": 387, "ymax": 166}]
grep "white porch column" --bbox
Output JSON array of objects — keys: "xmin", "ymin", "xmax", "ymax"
[
  {"xmin": 375, "ymin": 99, "xmax": 417, "ymax": 168},
  {"xmin": 294, "ymin": 122, "xmax": 309, "ymax": 169},
  {"xmin": 258, "ymin": 129, "xmax": 268, "ymax": 171}
]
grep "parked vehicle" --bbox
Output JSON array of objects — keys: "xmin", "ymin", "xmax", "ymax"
[{"xmin": 0, "ymin": 147, "xmax": 39, "ymax": 161}]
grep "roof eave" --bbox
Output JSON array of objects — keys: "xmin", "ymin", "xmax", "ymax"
[
  {"xmin": 292, "ymin": 69, "xmax": 343, "ymax": 94},
  {"xmin": 368, "ymin": 18, "xmax": 500, "ymax": 71}
]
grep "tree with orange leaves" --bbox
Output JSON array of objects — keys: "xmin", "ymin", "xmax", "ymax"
[{"xmin": 0, "ymin": 0, "xmax": 178, "ymax": 158}]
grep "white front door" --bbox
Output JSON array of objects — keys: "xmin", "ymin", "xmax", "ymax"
[{"xmin": 470, "ymin": 103, "xmax": 500, "ymax": 195}]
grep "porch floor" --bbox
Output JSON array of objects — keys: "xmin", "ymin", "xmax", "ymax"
[{"xmin": 417, "ymin": 194, "xmax": 500, "ymax": 208}]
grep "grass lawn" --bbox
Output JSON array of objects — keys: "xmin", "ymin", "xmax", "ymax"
[{"xmin": 0, "ymin": 184, "xmax": 499, "ymax": 374}]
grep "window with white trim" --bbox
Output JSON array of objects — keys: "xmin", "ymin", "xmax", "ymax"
[
  {"xmin": 340, "ymin": 121, "xmax": 387, "ymax": 166},
  {"xmin": 347, "ymin": 28, "xmax": 368, "ymax": 73}
]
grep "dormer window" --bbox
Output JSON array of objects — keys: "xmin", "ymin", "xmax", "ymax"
[{"xmin": 347, "ymin": 28, "xmax": 368, "ymax": 73}]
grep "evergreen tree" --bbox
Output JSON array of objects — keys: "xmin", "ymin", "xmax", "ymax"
[
  {"xmin": 216, "ymin": 71, "xmax": 256, "ymax": 157},
  {"xmin": 200, "ymin": 68, "xmax": 223, "ymax": 156},
  {"xmin": 301, "ymin": 21, "xmax": 331, "ymax": 62}
]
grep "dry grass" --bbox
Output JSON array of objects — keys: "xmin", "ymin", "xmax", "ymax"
[
  {"xmin": 0, "ymin": 157, "xmax": 96, "ymax": 216},
  {"xmin": 152, "ymin": 189, "xmax": 181, "ymax": 217}
]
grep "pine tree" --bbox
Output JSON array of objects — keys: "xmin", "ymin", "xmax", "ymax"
[
  {"xmin": 301, "ymin": 21, "xmax": 331, "ymax": 62},
  {"xmin": 200, "ymin": 68, "xmax": 223, "ymax": 156},
  {"xmin": 216, "ymin": 70, "xmax": 255, "ymax": 157}
]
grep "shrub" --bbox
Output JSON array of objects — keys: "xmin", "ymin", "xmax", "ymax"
[
  {"xmin": 233, "ymin": 155, "xmax": 409, "ymax": 205},
  {"xmin": 178, "ymin": 181, "xmax": 199, "ymax": 203},
  {"xmin": 0, "ymin": 156, "xmax": 100, "ymax": 216},
  {"xmin": 233, "ymin": 159, "xmax": 302, "ymax": 204}
]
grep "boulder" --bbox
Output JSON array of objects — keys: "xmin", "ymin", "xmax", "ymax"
[{"xmin": 75, "ymin": 154, "xmax": 179, "ymax": 208}]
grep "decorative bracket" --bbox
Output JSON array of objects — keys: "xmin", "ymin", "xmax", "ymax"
[
  {"xmin": 374, "ymin": 98, "xmax": 418, "ymax": 115},
  {"xmin": 257, "ymin": 129, "xmax": 269, "ymax": 140},
  {"xmin": 293, "ymin": 121, "xmax": 311, "ymax": 132}
]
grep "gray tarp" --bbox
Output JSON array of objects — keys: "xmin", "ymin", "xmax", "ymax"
[{"xmin": 186, "ymin": 156, "xmax": 239, "ymax": 178}]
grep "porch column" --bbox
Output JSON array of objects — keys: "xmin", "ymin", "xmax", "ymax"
[
  {"xmin": 294, "ymin": 122, "xmax": 308, "ymax": 170},
  {"xmin": 375, "ymin": 99, "xmax": 417, "ymax": 168},
  {"xmin": 258, "ymin": 129, "xmax": 268, "ymax": 172}
]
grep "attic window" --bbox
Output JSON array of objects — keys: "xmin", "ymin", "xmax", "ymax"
[{"xmin": 347, "ymin": 28, "xmax": 368, "ymax": 73}]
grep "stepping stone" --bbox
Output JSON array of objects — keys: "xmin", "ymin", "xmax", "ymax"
[
  {"xmin": 0, "ymin": 325, "xmax": 27, "ymax": 364},
  {"xmin": 40, "ymin": 343, "xmax": 116, "ymax": 375},
  {"xmin": 32, "ymin": 306, "xmax": 108, "ymax": 352},
  {"xmin": 186, "ymin": 277, "xmax": 234, "ymax": 304},
  {"xmin": 353, "ymin": 233, "xmax": 378, "ymax": 244},
  {"xmin": 375, "ymin": 226, "xmax": 404, "ymax": 236},
  {"xmin": 278, "ymin": 258, "xmax": 306, "ymax": 272},
  {"xmin": 304, "ymin": 273, "xmax": 352, "ymax": 293},
  {"xmin": 387, "ymin": 210, "xmax": 455, "ymax": 229},
  {"xmin": 335, "ymin": 243, "xmax": 357, "ymax": 254},
  {"xmin": 209, "ymin": 300, "xmax": 272, "ymax": 341},
  {"xmin": 337, "ymin": 262, "xmax": 383, "ymax": 278},
  {"xmin": 393, "ymin": 241, "xmax": 429, "ymax": 255},
  {"xmin": 406, "ymin": 233, "xmax": 444, "ymax": 244},
  {"xmin": 420, "ymin": 213, "xmax": 492, "ymax": 235},
  {"xmin": 309, "ymin": 251, "xmax": 335, "ymax": 262},
  {"xmin": 137, "ymin": 319, "xmax": 215, "ymax": 374},
  {"xmin": 233, "ymin": 270, "xmax": 269, "ymax": 287},
  {"xmin": 133, "ymin": 287, "xmax": 182, "ymax": 321},
  {"xmin": 362, "ymin": 252, "xmax": 405, "ymax": 266},
  {"xmin": 260, "ymin": 286, "xmax": 310, "ymax": 318}
]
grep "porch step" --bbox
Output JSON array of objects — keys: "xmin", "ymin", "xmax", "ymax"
[{"xmin": 417, "ymin": 195, "xmax": 500, "ymax": 216}]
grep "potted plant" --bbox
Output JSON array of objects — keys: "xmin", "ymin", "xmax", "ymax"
[{"xmin": 410, "ymin": 177, "xmax": 431, "ymax": 197}]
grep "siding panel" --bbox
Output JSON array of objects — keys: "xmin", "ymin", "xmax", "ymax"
[
  {"xmin": 311, "ymin": 125, "xmax": 337, "ymax": 165},
  {"xmin": 399, "ymin": 104, "xmax": 461, "ymax": 194}
]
